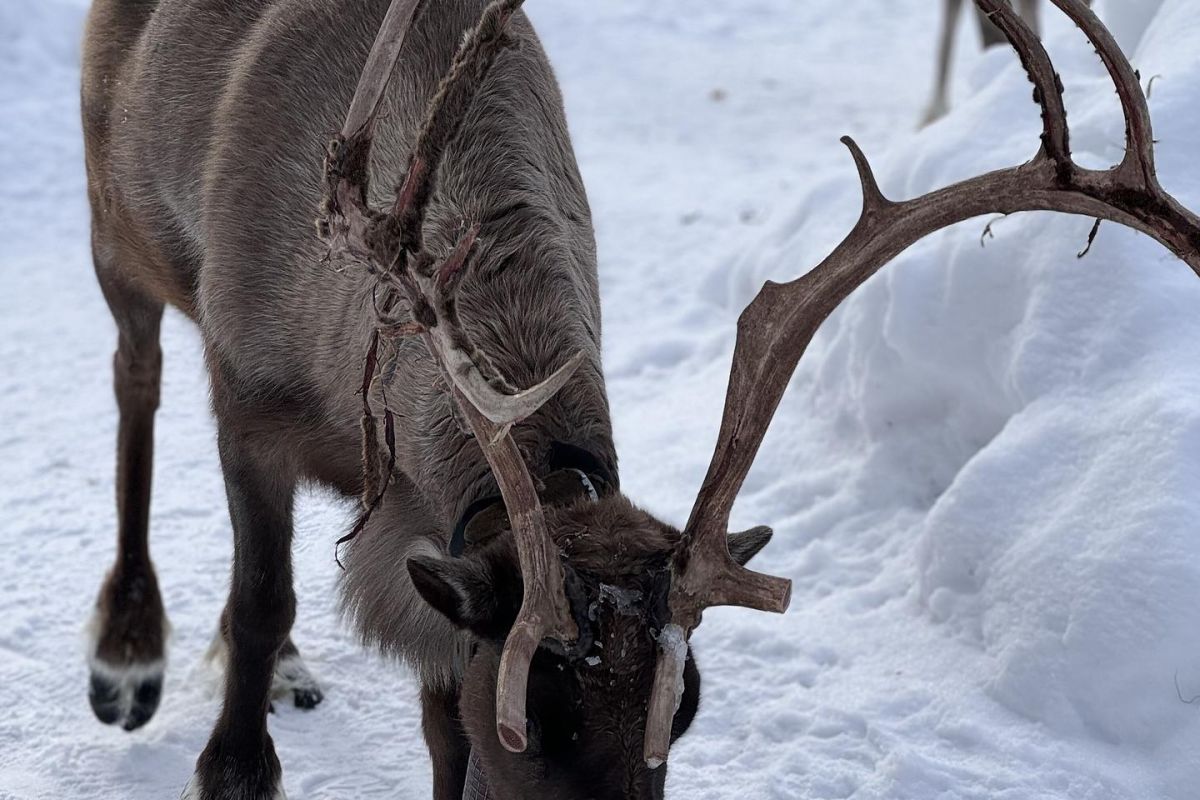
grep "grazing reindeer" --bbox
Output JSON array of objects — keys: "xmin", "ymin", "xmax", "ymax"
[
  {"xmin": 83, "ymin": 0, "xmax": 764, "ymax": 795},
  {"xmin": 81, "ymin": 0, "xmax": 1200, "ymax": 798},
  {"xmin": 923, "ymin": 0, "xmax": 1093, "ymax": 125}
]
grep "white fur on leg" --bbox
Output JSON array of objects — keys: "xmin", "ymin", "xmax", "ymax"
[
  {"xmin": 204, "ymin": 628, "xmax": 322, "ymax": 703},
  {"xmin": 179, "ymin": 774, "xmax": 201, "ymax": 800},
  {"xmin": 88, "ymin": 655, "xmax": 166, "ymax": 690},
  {"xmin": 271, "ymin": 651, "xmax": 321, "ymax": 699},
  {"xmin": 201, "ymin": 626, "xmax": 230, "ymax": 698}
]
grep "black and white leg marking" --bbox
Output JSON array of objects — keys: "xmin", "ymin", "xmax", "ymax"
[
  {"xmin": 86, "ymin": 602, "xmax": 169, "ymax": 732},
  {"xmin": 205, "ymin": 629, "xmax": 324, "ymax": 711},
  {"xmin": 272, "ymin": 639, "xmax": 324, "ymax": 710},
  {"xmin": 88, "ymin": 258, "xmax": 168, "ymax": 732}
]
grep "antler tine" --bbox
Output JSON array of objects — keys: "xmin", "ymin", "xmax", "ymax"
[
  {"xmin": 977, "ymin": 0, "xmax": 1071, "ymax": 168},
  {"xmin": 1047, "ymin": 0, "xmax": 1155, "ymax": 178},
  {"xmin": 319, "ymin": 0, "xmax": 423, "ymax": 260},
  {"xmin": 379, "ymin": 0, "xmax": 577, "ymax": 428},
  {"xmin": 390, "ymin": 0, "xmax": 526, "ymax": 255},
  {"xmin": 323, "ymin": 0, "xmax": 580, "ymax": 755},
  {"xmin": 643, "ymin": 0, "xmax": 1200, "ymax": 768},
  {"xmin": 401, "ymin": 230, "xmax": 589, "ymax": 427},
  {"xmin": 450, "ymin": 395, "xmax": 578, "ymax": 754},
  {"xmin": 341, "ymin": 0, "xmax": 424, "ymax": 141}
]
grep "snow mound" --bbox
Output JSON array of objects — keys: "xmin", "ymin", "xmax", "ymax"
[{"xmin": 718, "ymin": 0, "xmax": 1200, "ymax": 790}]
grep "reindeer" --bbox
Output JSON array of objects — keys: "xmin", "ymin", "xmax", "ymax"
[
  {"xmin": 81, "ymin": 0, "xmax": 1200, "ymax": 797},
  {"xmin": 923, "ymin": 0, "xmax": 1093, "ymax": 125}
]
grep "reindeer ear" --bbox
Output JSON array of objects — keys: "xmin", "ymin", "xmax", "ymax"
[
  {"xmin": 727, "ymin": 525, "xmax": 773, "ymax": 566},
  {"xmin": 408, "ymin": 555, "xmax": 496, "ymax": 633}
]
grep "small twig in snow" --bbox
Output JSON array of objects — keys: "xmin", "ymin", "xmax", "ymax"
[{"xmin": 980, "ymin": 216, "xmax": 1003, "ymax": 248}]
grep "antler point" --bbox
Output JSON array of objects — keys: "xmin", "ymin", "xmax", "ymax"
[{"xmin": 841, "ymin": 135, "xmax": 890, "ymax": 211}]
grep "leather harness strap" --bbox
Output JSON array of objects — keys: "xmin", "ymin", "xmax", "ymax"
[
  {"xmin": 449, "ymin": 442, "xmax": 616, "ymax": 557},
  {"xmin": 463, "ymin": 749, "xmax": 495, "ymax": 800}
]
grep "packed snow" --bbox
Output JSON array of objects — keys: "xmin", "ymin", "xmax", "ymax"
[{"xmin": 2, "ymin": 0, "xmax": 1199, "ymax": 798}]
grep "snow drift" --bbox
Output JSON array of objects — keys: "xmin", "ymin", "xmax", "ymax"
[{"xmin": 713, "ymin": 0, "xmax": 1200, "ymax": 795}]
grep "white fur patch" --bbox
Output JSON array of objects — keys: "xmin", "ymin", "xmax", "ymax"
[
  {"xmin": 87, "ymin": 655, "xmax": 167, "ymax": 684},
  {"xmin": 271, "ymin": 652, "xmax": 320, "ymax": 697},
  {"xmin": 179, "ymin": 774, "xmax": 201, "ymax": 800},
  {"xmin": 204, "ymin": 629, "xmax": 321, "ymax": 700}
]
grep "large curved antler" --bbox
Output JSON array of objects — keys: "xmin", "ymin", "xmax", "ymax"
[
  {"xmin": 319, "ymin": 0, "xmax": 580, "ymax": 754},
  {"xmin": 642, "ymin": 0, "xmax": 1200, "ymax": 768}
]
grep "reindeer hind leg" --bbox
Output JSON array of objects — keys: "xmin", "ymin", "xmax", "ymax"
[
  {"xmin": 1018, "ymin": 0, "xmax": 1041, "ymax": 37},
  {"xmin": 924, "ymin": 0, "xmax": 965, "ymax": 126},
  {"xmin": 976, "ymin": 0, "xmax": 1010, "ymax": 48},
  {"xmin": 87, "ymin": 232, "xmax": 169, "ymax": 732}
]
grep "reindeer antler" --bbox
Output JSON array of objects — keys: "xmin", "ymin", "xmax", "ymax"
[
  {"xmin": 642, "ymin": 0, "xmax": 1200, "ymax": 768},
  {"xmin": 320, "ymin": 0, "xmax": 580, "ymax": 754}
]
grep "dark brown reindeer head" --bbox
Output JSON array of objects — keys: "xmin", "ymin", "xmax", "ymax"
[
  {"xmin": 407, "ymin": 493, "xmax": 773, "ymax": 798},
  {"xmin": 321, "ymin": 0, "xmax": 1200, "ymax": 795}
]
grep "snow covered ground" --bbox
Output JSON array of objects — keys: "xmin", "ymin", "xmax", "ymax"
[{"xmin": 2, "ymin": 0, "xmax": 1199, "ymax": 798}]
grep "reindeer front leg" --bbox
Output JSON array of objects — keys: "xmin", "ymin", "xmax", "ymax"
[
  {"xmin": 185, "ymin": 416, "xmax": 297, "ymax": 800},
  {"xmin": 422, "ymin": 684, "xmax": 471, "ymax": 800}
]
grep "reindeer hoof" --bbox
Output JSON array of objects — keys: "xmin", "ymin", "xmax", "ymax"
[
  {"xmin": 86, "ymin": 572, "xmax": 170, "ymax": 730},
  {"xmin": 88, "ymin": 661, "xmax": 164, "ymax": 731},
  {"xmin": 291, "ymin": 685, "xmax": 324, "ymax": 710},
  {"xmin": 272, "ymin": 650, "xmax": 324, "ymax": 711}
]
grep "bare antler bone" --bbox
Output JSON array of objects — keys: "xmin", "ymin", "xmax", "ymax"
[
  {"xmin": 642, "ymin": 0, "xmax": 1200, "ymax": 767},
  {"xmin": 320, "ymin": 0, "xmax": 579, "ymax": 754}
]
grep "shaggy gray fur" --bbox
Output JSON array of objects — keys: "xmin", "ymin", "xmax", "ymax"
[{"xmin": 87, "ymin": 0, "xmax": 615, "ymax": 687}]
